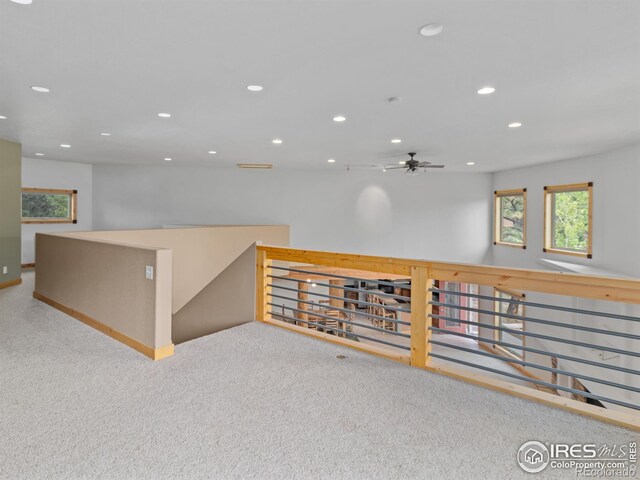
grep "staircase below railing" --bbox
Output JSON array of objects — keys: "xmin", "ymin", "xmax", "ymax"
[{"xmin": 256, "ymin": 246, "xmax": 640, "ymax": 431}]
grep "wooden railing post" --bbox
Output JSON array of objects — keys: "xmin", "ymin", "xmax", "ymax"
[
  {"xmin": 256, "ymin": 249, "xmax": 272, "ymax": 322},
  {"xmin": 425, "ymin": 278, "xmax": 434, "ymax": 366},
  {"xmin": 410, "ymin": 266, "xmax": 428, "ymax": 367},
  {"xmin": 296, "ymin": 281, "xmax": 309, "ymax": 326}
]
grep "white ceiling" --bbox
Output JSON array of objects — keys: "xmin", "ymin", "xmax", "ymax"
[{"xmin": 1, "ymin": 0, "xmax": 639, "ymax": 172}]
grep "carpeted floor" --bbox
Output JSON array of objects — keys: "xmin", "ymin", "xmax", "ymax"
[{"xmin": 0, "ymin": 272, "xmax": 636, "ymax": 479}]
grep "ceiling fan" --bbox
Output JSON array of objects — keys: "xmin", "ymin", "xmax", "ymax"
[{"xmin": 384, "ymin": 152, "xmax": 445, "ymax": 173}]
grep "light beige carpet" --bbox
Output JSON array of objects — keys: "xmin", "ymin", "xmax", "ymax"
[{"xmin": 0, "ymin": 272, "xmax": 635, "ymax": 479}]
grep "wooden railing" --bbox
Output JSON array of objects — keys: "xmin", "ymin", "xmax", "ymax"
[{"xmin": 256, "ymin": 245, "xmax": 640, "ymax": 431}]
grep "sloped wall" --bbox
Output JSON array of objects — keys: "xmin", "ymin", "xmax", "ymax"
[{"xmin": 172, "ymin": 243, "xmax": 255, "ymax": 344}]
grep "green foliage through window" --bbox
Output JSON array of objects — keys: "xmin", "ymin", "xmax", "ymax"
[
  {"xmin": 497, "ymin": 192, "xmax": 525, "ymax": 245},
  {"xmin": 22, "ymin": 192, "xmax": 72, "ymax": 220},
  {"xmin": 551, "ymin": 190, "xmax": 589, "ymax": 252}
]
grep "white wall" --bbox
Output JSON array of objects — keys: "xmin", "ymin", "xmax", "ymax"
[
  {"xmin": 92, "ymin": 165, "xmax": 493, "ymax": 264},
  {"xmin": 492, "ymin": 142, "xmax": 640, "ymax": 277},
  {"xmin": 22, "ymin": 158, "xmax": 93, "ymax": 264},
  {"xmin": 490, "ymin": 143, "xmax": 640, "ymax": 411}
]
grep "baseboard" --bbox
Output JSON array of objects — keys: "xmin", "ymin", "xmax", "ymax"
[
  {"xmin": 0, "ymin": 278, "xmax": 22, "ymax": 290},
  {"xmin": 33, "ymin": 291, "xmax": 174, "ymax": 361},
  {"xmin": 21, "ymin": 263, "xmax": 35, "ymax": 269}
]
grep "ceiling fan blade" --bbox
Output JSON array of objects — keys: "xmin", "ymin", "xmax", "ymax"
[
  {"xmin": 423, "ymin": 165, "xmax": 445, "ymax": 168},
  {"xmin": 417, "ymin": 161, "xmax": 433, "ymax": 167},
  {"xmin": 384, "ymin": 165, "xmax": 407, "ymax": 170}
]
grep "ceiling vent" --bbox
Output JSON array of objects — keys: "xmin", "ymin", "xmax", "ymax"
[{"xmin": 237, "ymin": 163, "xmax": 273, "ymax": 169}]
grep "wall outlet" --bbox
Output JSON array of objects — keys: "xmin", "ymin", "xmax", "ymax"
[
  {"xmin": 2, "ymin": 266, "xmax": 6, "ymax": 275},
  {"xmin": 145, "ymin": 265, "xmax": 154, "ymax": 280}
]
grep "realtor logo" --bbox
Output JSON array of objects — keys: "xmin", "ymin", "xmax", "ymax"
[{"xmin": 518, "ymin": 441, "xmax": 550, "ymax": 473}]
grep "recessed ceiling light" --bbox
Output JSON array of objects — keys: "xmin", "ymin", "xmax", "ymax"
[
  {"xmin": 382, "ymin": 168, "xmax": 387, "ymax": 172},
  {"xmin": 272, "ymin": 139, "xmax": 283, "ymax": 144},
  {"xmin": 0, "ymin": 115, "xmax": 6, "ymax": 119},
  {"xmin": 327, "ymin": 159, "xmax": 336, "ymax": 163},
  {"xmin": 100, "ymin": 132, "xmax": 111, "ymax": 136},
  {"xmin": 477, "ymin": 87, "xmax": 495, "ymax": 95},
  {"xmin": 158, "ymin": 112, "xmax": 171, "ymax": 118},
  {"xmin": 399, "ymin": 161, "xmax": 406, "ymax": 165},
  {"xmin": 311, "ymin": 283, "xmax": 317, "ymax": 287},
  {"xmin": 508, "ymin": 122, "xmax": 523, "ymax": 128},
  {"xmin": 391, "ymin": 138, "xmax": 402, "ymax": 144},
  {"xmin": 247, "ymin": 85, "xmax": 263, "ymax": 92},
  {"xmin": 467, "ymin": 162, "xmax": 476, "ymax": 166},
  {"xmin": 333, "ymin": 115, "xmax": 346, "ymax": 122},
  {"xmin": 31, "ymin": 86, "xmax": 50, "ymax": 93},
  {"xmin": 164, "ymin": 157, "xmax": 172, "ymax": 161},
  {"xmin": 35, "ymin": 153, "xmax": 44, "ymax": 156},
  {"xmin": 208, "ymin": 150, "xmax": 217, "ymax": 154},
  {"xmin": 419, "ymin": 23, "xmax": 444, "ymax": 37},
  {"xmin": 60, "ymin": 144, "xmax": 71, "ymax": 148},
  {"xmin": 10, "ymin": 0, "xmax": 33, "ymax": 4}
]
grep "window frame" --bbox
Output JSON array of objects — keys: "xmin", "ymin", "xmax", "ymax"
[
  {"xmin": 21, "ymin": 188, "xmax": 78, "ymax": 224},
  {"xmin": 543, "ymin": 182, "xmax": 592, "ymax": 258},
  {"xmin": 494, "ymin": 188, "xmax": 527, "ymax": 249},
  {"xmin": 493, "ymin": 287, "xmax": 526, "ymax": 361}
]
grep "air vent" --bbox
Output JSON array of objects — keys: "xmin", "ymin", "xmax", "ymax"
[{"xmin": 237, "ymin": 163, "xmax": 273, "ymax": 169}]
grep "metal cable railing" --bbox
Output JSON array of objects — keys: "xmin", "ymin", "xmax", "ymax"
[
  {"xmin": 270, "ymin": 265, "xmax": 411, "ymax": 290},
  {"xmin": 268, "ymin": 309, "xmax": 410, "ymax": 351},
  {"xmin": 268, "ymin": 283, "xmax": 411, "ymax": 315},
  {"xmin": 269, "ymin": 291, "xmax": 410, "ymax": 326},
  {"xmin": 427, "ymin": 352, "xmax": 638, "ymax": 410},
  {"xmin": 426, "ymin": 328, "xmax": 640, "ymax": 376},
  {"xmin": 428, "ymin": 291, "xmax": 640, "ymax": 411},
  {"xmin": 257, "ymin": 245, "xmax": 640, "ymax": 427},
  {"xmin": 430, "ymin": 313, "xmax": 640, "ymax": 358},
  {"xmin": 430, "ymin": 300, "xmax": 640, "ymax": 340},
  {"xmin": 265, "ymin": 264, "xmax": 411, "ymax": 352},
  {"xmin": 432, "ymin": 287, "xmax": 640, "ymax": 323},
  {"xmin": 429, "ymin": 332, "xmax": 640, "ymax": 397},
  {"xmin": 268, "ymin": 274, "xmax": 411, "ymax": 302}
]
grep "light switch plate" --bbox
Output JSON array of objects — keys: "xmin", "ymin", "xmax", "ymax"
[
  {"xmin": 2, "ymin": 266, "xmax": 7, "ymax": 275},
  {"xmin": 145, "ymin": 265, "xmax": 154, "ymax": 280}
]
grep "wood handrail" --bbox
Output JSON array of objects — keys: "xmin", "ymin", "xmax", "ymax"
[
  {"xmin": 257, "ymin": 245, "xmax": 640, "ymax": 304},
  {"xmin": 256, "ymin": 245, "xmax": 640, "ymax": 430}
]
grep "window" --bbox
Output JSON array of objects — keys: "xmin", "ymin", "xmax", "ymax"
[
  {"xmin": 494, "ymin": 288, "xmax": 525, "ymax": 359},
  {"xmin": 544, "ymin": 183, "xmax": 592, "ymax": 258},
  {"xmin": 494, "ymin": 189, "xmax": 526, "ymax": 248},
  {"xmin": 21, "ymin": 188, "xmax": 77, "ymax": 224}
]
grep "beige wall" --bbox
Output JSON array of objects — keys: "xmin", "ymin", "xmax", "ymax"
[
  {"xmin": 34, "ymin": 225, "xmax": 289, "ymax": 356},
  {"xmin": 60, "ymin": 225, "xmax": 289, "ymax": 313},
  {"xmin": 172, "ymin": 243, "xmax": 256, "ymax": 344},
  {"xmin": 35, "ymin": 233, "xmax": 172, "ymax": 349},
  {"xmin": 0, "ymin": 138, "xmax": 22, "ymax": 285}
]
